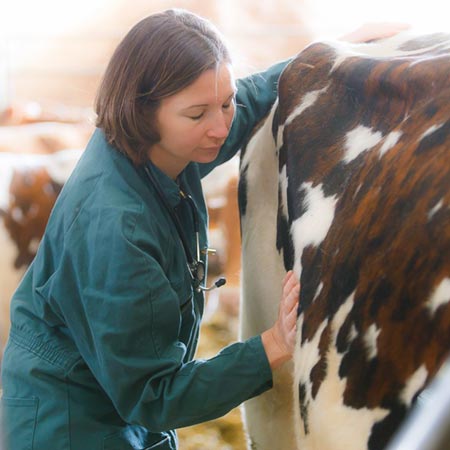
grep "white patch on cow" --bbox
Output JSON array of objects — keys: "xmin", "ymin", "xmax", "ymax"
[
  {"xmin": 0, "ymin": 170, "xmax": 13, "ymax": 211},
  {"xmin": 379, "ymin": 130, "xmax": 403, "ymax": 157},
  {"xmin": 279, "ymin": 164, "xmax": 289, "ymax": 220},
  {"xmin": 330, "ymin": 32, "xmax": 450, "ymax": 72},
  {"xmin": 276, "ymin": 124, "xmax": 285, "ymax": 152},
  {"xmin": 24, "ymin": 172, "xmax": 35, "ymax": 186},
  {"xmin": 43, "ymin": 182, "xmax": 56, "ymax": 196},
  {"xmin": 45, "ymin": 149, "xmax": 83, "ymax": 184},
  {"xmin": 241, "ymin": 102, "xmax": 285, "ymax": 333},
  {"xmin": 285, "ymin": 85, "xmax": 329, "ymax": 127},
  {"xmin": 353, "ymin": 183, "xmax": 362, "ymax": 200},
  {"xmin": 312, "ymin": 282, "xmax": 323, "ymax": 303},
  {"xmin": 427, "ymin": 278, "xmax": 450, "ymax": 315},
  {"xmin": 290, "ymin": 182, "xmax": 337, "ymax": 275},
  {"xmin": 343, "ymin": 125, "xmax": 383, "ymax": 164},
  {"xmin": 367, "ymin": 32, "xmax": 450, "ymax": 57},
  {"xmin": 294, "ymin": 313, "xmax": 328, "ymax": 418},
  {"xmin": 420, "ymin": 123, "xmax": 444, "ymax": 140},
  {"xmin": 296, "ymin": 312, "xmax": 326, "ymax": 369},
  {"xmin": 400, "ymin": 365, "xmax": 428, "ymax": 408},
  {"xmin": 349, "ymin": 324, "xmax": 358, "ymax": 343},
  {"xmin": 29, "ymin": 204, "xmax": 39, "ymax": 218},
  {"xmin": 28, "ymin": 237, "xmax": 41, "ymax": 255},
  {"xmin": 11, "ymin": 207, "xmax": 24, "ymax": 223},
  {"xmin": 363, "ymin": 323, "xmax": 381, "ymax": 360},
  {"xmin": 294, "ymin": 293, "xmax": 390, "ymax": 449},
  {"xmin": 428, "ymin": 199, "xmax": 444, "ymax": 221},
  {"xmin": 241, "ymin": 102, "xmax": 298, "ymax": 450},
  {"xmin": 331, "ymin": 292, "xmax": 355, "ymax": 335},
  {"xmin": 409, "ymin": 44, "xmax": 450, "ymax": 66}
]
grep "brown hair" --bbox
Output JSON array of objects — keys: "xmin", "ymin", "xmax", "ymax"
[{"xmin": 95, "ymin": 9, "xmax": 231, "ymax": 165}]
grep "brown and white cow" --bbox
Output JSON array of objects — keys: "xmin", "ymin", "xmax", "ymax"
[
  {"xmin": 0, "ymin": 150, "xmax": 82, "ymax": 351},
  {"xmin": 239, "ymin": 31, "xmax": 450, "ymax": 450},
  {"xmin": 0, "ymin": 111, "xmax": 93, "ymax": 354}
]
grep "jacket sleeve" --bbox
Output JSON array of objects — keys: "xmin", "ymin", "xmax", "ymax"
[
  {"xmin": 57, "ymin": 207, "xmax": 273, "ymax": 432},
  {"xmin": 198, "ymin": 58, "xmax": 291, "ymax": 178}
]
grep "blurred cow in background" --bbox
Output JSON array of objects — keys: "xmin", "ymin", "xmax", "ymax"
[
  {"xmin": 0, "ymin": 150, "xmax": 84, "ymax": 352},
  {"xmin": 0, "ymin": 103, "xmax": 93, "ymax": 356},
  {"xmin": 239, "ymin": 31, "xmax": 450, "ymax": 450}
]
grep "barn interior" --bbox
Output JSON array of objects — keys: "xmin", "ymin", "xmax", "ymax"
[{"xmin": 0, "ymin": 1, "xmax": 445, "ymax": 448}]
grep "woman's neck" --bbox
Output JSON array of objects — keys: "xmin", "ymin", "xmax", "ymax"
[{"xmin": 147, "ymin": 148, "xmax": 187, "ymax": 180}]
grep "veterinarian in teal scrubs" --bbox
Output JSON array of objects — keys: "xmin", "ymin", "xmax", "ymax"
[{"xmin": 1, "ymin": 9, "xmax": 299, "ymax": 449}]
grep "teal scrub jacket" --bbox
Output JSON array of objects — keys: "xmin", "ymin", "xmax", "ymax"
[{"xmin": 1, "ymin": 60, "xmax": 288, "ymax": 450}]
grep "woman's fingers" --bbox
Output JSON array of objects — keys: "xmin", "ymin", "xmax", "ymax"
[
  {"xmin": 286, "ymin": 285, "xmax": 299, "ymax": 312},
  {"xmin": 282, "ymin": 275, "xmax": 300, "ymax": 341},
  {"xmin": 282, "ymin": 270, "xmax": 294, "ymax": 288},
  {"xmin": 282, "ymin": 271, "xmax": 299, "ymax": 297},
  {"xmin": 262, "ymin": 271, "xmax": 301, "ymax": 369},
  {"xmin": 287, "ymin": 299, "xmax": 298, "ymax": 325}
]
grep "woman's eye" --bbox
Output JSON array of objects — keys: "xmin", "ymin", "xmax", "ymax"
[
  {"xmin": 223, "ymin": 98, "xmax": 235, "ymax": 110},
  {"xmin": 189, "ymin": 113, "xmax": 204, "ymax": 121}
]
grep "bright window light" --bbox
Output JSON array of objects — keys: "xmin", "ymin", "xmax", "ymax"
[{"xmin": 309, "ymin": 0, "xmax": 450, "ymax": 37}]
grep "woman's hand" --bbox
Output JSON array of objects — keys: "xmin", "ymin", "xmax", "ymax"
[
  {"xmin": 338, "ymin": 22, "xmax": 411, "ymax": 43},
  {"xmin": 261, "ymin": 271, "xmax": 300, "ymax": 370}
]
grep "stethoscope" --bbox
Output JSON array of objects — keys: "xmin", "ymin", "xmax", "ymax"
[{"xmin": 144, "ymin": 164, "xmax": 226, "ymax": 293}]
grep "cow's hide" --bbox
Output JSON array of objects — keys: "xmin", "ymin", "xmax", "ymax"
[{"xmin": 239, "ymin": 31, "xmax": 450, "ymax": 450}]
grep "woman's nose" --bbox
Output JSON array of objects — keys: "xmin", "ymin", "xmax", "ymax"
[{"xmin": 207, "ymin": 112, "xmax": 230, "ymax": 139}]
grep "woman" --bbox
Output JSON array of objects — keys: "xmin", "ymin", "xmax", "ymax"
[
  {"xmin": 2, "ymin": 9, "xmax": 298, "ymax": 450},
  {"xmin": 1, "ymin": 9, "xmax": 406, "ymax": 450}
]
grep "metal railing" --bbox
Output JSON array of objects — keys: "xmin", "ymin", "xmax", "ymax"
[{"xmin": 386, "ymin": 357, "xmax": 450, "ymax": 450}]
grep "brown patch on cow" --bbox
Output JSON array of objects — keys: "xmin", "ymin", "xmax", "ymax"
[
  {"xmin": 2, "ymin": 168, "xmax": 62, "ymax": 268},
  {"xmin": 310, "ymin": 322, "xmax": 331, "ymax": 399}
]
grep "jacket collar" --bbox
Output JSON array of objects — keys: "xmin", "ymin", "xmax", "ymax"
[{"xmin": 145, "ymin": 161, "xmax": 182, "ymax": 208}]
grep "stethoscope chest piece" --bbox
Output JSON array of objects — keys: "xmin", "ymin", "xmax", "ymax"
[{"xmin": 144, "ymin": 164, "xmax": 226, "ymax": 293}]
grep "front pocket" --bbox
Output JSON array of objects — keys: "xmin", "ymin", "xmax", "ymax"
[
  {"xmin": 179, "ymin": 294, "xmax": 193, "ymax": 313},
  {"xmin": 172, "ymin": 281, "xmax": 198, "ymax": 347},
  {"xmin": 171, "ymin": 277, "xmax": 193, "ymax": 313},
  {"xmin": 1, "ymin": 396, "xmax": 39, "ymax": 450}
]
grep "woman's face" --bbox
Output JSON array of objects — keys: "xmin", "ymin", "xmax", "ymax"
[{"xmin": 148, "ymin": 63, "xmax": 236, "ymax": 179}]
